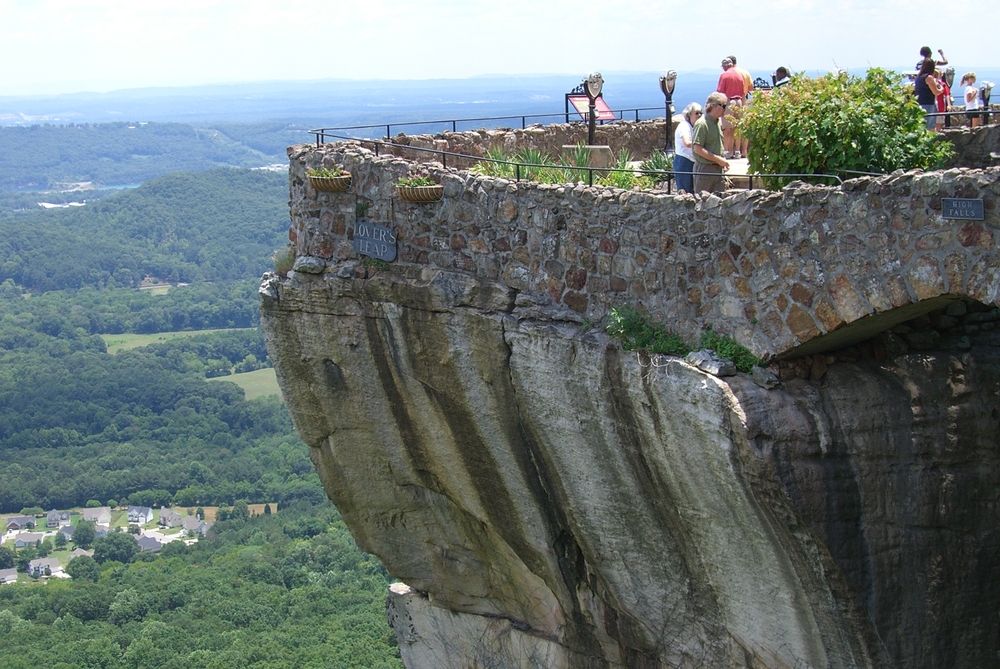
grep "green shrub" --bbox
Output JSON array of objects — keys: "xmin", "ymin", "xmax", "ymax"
[
  {"xmin": 271, "ymin": 245, "xmax": 294, "ymax": 276},
  {"xmin": 606, "ymin": 306, "xmax": 690, "ymax": 356},
  {"xmin": 598, "ymin": 148, "xmax": 640, "ymax": 189},
  {"xmin": 739, "ymin": 68, "xmax": 953, "ymax": 188},
  {"xmin": 607, "ymin": 308, "xmax": 761, "ymax": 372},
  {"xmin": 698, "ymin": 328, "xmax": 760, "ymax": 373}
]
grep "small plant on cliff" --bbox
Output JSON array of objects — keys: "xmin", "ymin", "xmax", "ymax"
[
  {"xmin": 698, "ymin": 328, "xmax": 760, "ymax": 373},
  {"xmin": 739, "ymin": 68, "xmax": 953, "ymax": 188},
  {"xmin": 395, "ymin": 175, "xmax": 437, "ymax": 187},
  {"xmin": 272, "ymin": 244, "xmax": 295, "ymax": 277},
  {"xmin": 606, "ymin": 306, "xmax": 691, "ymax": 356},
  {"xmin": 307, "ymin": 166, "xmax": 347, "ymax": 178}
]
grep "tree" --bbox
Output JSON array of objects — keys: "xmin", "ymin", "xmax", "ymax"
[
  {"xmin": 85, "ymin": 499, "xmax": 102, "ymax": 507},
  {"xmin": 0, "ymin": 546, "xmax": 14, "ymax": 569},
  {"xmin": 66, "ymin": 555, "xmax": 101, "ymax": 581},
  {"xmin": 55, "ymin": 532, "xmax": 67, "ymax": 548},
  {"xmin": 73, "ymin": 520, "xmax": 97, "ymax": 549},
  {"xmin": 93, "ymin": 531, "xmax": 138, "ymax": 564},
  {"xmin": 739, "ymin": 68, "xmax": 954, "ymax": 188}
]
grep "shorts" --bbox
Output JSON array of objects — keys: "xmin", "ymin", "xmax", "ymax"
[
  {"xmin": 721, "ymin": 98, "xmax": 743, "ymax": 130},
  {"xmin": 966, "ymin": 110, "xmax": 980, "ymax": 121}
]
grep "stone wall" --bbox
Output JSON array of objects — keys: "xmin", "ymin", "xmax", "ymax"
[
  {"xmin": 288, "ymin": 138, "xmax": 1000, "ymax": 360},
  {"xmin": 941, "ymin": 122, "xmax": 1000, "ymax": 169},
  {"xmin": 367, "ymin": 119, "xmax": 670, "ymax": 171}
]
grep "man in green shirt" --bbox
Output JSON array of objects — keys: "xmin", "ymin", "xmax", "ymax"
[{"xmin": 691, "ymin": 91, "xmax": 730, "ymax": 194}]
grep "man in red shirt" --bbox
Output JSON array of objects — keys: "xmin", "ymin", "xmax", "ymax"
[{"xmin": 716, "ymin": 57, "xmax": 745, "ymax": 157}]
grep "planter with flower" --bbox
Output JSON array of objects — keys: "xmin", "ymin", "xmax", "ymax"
[
  {"xmin": 396, "ymin": 175, "xmax": 443, "ymax": 203},
  {"xmin": 307, "ymin": 166, "xmax": 352, "ymax": 193}
]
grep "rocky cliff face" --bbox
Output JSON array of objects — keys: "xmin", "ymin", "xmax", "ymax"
[{"xmin": 261, "ymin": 264, "xmax": 999, "ymax": 668}]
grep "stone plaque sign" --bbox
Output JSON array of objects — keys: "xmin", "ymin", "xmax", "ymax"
[
  {"xmin": 942, "ymin": 198, "xmax": 985, "ymax": 221},
  {"xmin": 352, "ymin": 221, "xmax": 397, "ymax": 262}
]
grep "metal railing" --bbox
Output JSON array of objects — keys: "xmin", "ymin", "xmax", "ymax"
[
  {"xmin": 310, "ymin": 106, "xmax": 664, "ymax": 145},
  {"xmin": 925, "ymin": 108, "xmax": 1000, "ymax": 126},
  {"xmin": 313, "ymin": 131, "xmax": 845, "ymax": 195}
]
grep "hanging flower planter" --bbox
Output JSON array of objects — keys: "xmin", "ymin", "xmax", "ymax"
[
  {"xmin": 396, "ymin": 176, "xmax": 443, "ymax": 203},
  {"xmin": 307, "ymin": 167, "xmax": 352, "ymax": 193}
]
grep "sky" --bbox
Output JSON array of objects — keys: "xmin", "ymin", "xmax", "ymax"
[{"xmin": 1, "ymin": 0, "xmax": 994, "ymax": 96}]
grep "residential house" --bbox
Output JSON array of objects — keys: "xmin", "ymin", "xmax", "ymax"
[
  {"xmin": 0, "ymin": 568, "xmax": 18, "ymax": 585},
  {"xmin": 27, "ymin": 557, "xmax": 62, "ymax": 578},
  {"xmin": 81, "ymin": 506, "xmax": 112, "ymax": 525},
  {"xmin": 136, "ymin": 535, "xmax": 162, "ymax": 553},
  {"xmin": 70, "ymin": 547, "xmax": 94, "ymax": 558},
  {"xmin": 182, "ymin": 515, "xmax": 211, "ymax": 536},
  {"xmin": 13, "ymin": 532, "xmax": 44, "ymax": 548},
  {"xmin": 46, "ymin": 509, "xmax": 71, "ymax": 527},
  {"xmin": 58, "ymin": 525, "xmax": 76, "ymax": 543},
  {"xmin": 127, "ymin": 506, "xmax": 153, "ymax": 525},
  {"xmin": 5, "ymin": 515, "xmax": 35, "ymax": 531},
  {"xmin": 158, "ymin": 508, "xmax": 184, "ymax": 528},
  {"xmin": 95, "ymin": 524, "xmax": 111, "ymax": 538}
]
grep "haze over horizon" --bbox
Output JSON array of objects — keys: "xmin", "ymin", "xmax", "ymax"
[{"xmin": 2, "ymin": 0, "xmax": 993, "ymax": 97}]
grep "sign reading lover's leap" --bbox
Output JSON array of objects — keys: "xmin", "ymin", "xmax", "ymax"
[{"xmin": 352, "ymin": 222, "xmax": 397, "ymax": 262}]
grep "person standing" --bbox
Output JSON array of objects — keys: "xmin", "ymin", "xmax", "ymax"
[
  {"xmin": 692, "ymin": 92, "xmax": 730, "ymax": 194},
  {"xmin": 727, "ymin": 55, "xmax": 754, "ymax": 158},
  {"xmin": 673, "ymin": 102, "xmax": 701, "ymax": 194},
  {"xmin": 934, "ymin": 69, "xmax": 951, "ymax": 131},
  {"xmin": 716, "ymin": 58, "xmax": 744, "ymax": 157},
  {"xmin": 774, "ymin": 66, "xmax": 791, "ymax": 88},
  {"xmin": 961, "ymin": 72, "xmax": 982, "ymax": 127},
  {"xmin": 914, "ymin": 59, "xmax": 942, "ymax": 130},
  {"xmin": 917, "ymin": 46, "xmax": 948, "ymax": 70}
]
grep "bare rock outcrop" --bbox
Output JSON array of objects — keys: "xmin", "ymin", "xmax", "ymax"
[{"xmin": 261, "ymin": 264, "xmax": 999, "ymax": 668}]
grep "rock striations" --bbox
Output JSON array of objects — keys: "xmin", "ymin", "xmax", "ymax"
[{"xmin": 261, "ymin": 261, "xmax": 999, "ymax": 668}]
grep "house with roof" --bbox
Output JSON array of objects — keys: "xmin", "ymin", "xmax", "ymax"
[
  {"xmin": 127, "ymin": 506, "xmax": 153, "ymax": 525},
  {"xmin": 5, "ymin": 515, "xmax": 35, "ymax": 531},
  {"xmin": 158, "ymin": 508, "xmax": 184, "ymax": 528},
  {"xmin": 27, "ymin": 557, "xmax": 63, "ymax": 578},
  {"xmin": 136, "ymin": 535, "xmax": 162, "ymax": 553},
  {"xmin": 70, "ymin": 547, "xmax": 94, "ymax": 558},
  {"xmin": 58, "ymin": 525, "xmax": 76, "ymax": 542},
  {"xmin": 182, "ymin": 515, "xmax": 211, "ymax": 536},
  {"xmin": 0, "ymin": 568, "xmax": 18, "ymax": 585},
  {"xmin": 81, "ymin": 506, "xmax": 112, "ymax": 525},
  {"xmin": 13, "ymin": 532, "xmax": 44, "ymax": 548},
  {"xmin": 46, "ymin": 509, "xmax": 71, "ymax": 527}
]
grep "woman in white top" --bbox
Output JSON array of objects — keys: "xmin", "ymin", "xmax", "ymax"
[
  {"xmin": 673, "ymin": 102, "xmax": 701, "ymax": 193},
  {"xmin": 961, "ymin": 72, "xmax": 982, "ymax": 128}
]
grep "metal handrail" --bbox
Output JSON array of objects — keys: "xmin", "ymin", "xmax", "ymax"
[
  {"xmin": 315, "ymin": 132, "xmax": 845, "ymax": 194},
  {"xmin": 310, "ymin": 106, "xmax": 664, "ymax": 144}
]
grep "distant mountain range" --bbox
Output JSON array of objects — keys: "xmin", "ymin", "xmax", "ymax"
[{"xmin": 13, "ymin": 67, "xmax": 995, "ymax": 129}]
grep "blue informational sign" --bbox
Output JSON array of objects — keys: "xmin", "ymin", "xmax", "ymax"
[
  {"xmin": 352, "ymin": 221, "xmax": 397, "ymax": 262},
  {"xmin": 941, "ymin": 198, "xmax": 985, "ymax": 221}
]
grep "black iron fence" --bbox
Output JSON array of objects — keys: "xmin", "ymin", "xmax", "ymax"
[{"xmin": 309, "ymin": 106, "xmax": 664, "ymax": 145}]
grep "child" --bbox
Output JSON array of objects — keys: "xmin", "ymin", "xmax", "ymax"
[{"xmin": 961, "ymin": 72, "xmax": 981, "ymax": 128}]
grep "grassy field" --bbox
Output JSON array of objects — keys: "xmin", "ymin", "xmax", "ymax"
[
  {"xmin": 210, "ymin": 367, "xmax": 281, "ymax": 400},
  {"xmin": 101, "ymin": 328, "xmax": 254, "ymax": 353}
]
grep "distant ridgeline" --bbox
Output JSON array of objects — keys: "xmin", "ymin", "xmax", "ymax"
[{"xmin": 0, "ymin": 122, "xmax": 276, "ymax": 192}]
